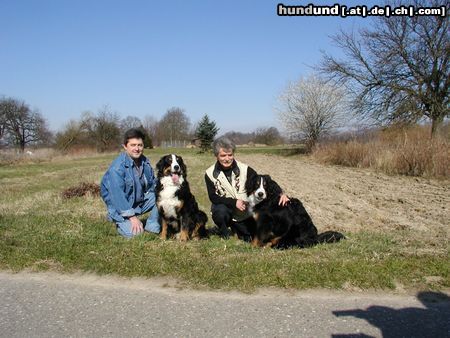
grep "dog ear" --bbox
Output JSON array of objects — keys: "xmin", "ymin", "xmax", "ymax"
[
  {"xmin": 265, "ymin": 175, "xmax": 282, "ymax": 198},
  {"xmin": 155, "ymin": 156, "xmax": 166, "ymax": 177},
  {"xmin": 245, "ymin": 173, "xmax": 257, "ymax": 194},
  {"xmin": 178, "ymin": 156, "xmax": 187, "ymax": 177}
]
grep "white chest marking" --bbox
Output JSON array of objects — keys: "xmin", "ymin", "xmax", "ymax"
[{"xmin": 158, "ymin": 175, "xmax": 185, "ymax": 218}]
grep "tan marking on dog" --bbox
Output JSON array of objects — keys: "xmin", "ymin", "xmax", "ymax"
[
  {"xmin": 179, "ymin": 228, "xmax": 189, "ymax": 242},
  {"xmin": 253, "ymin": 212, "xmax": 259, "ymax": 222},
  {"xmin": 265, "ymin": 236, "xmax": 282, "ymax": 248},
  {"xmin": 191, "ymin": 223, "xmax": 203, "ymax": 240},
  {"xmin": 251, "ymin": 237, "xmax": 262, "ymax": 247},
  {"xmin": 160, "ymin": 218, "xmax": 168, "ymax": 240}
]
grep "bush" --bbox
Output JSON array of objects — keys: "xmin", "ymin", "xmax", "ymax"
[{"xmin": 313, "ymin": 125, "xmax": 449, "ymax": 178}]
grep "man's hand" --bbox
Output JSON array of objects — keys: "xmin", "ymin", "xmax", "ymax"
[
  {"xmin": 236, "ymin": 199, "xmax": 247, "ymax": 212},
  {"xmin": 129, "ymin": 216, "xmax": 144, "ymax": 235},
  {"xmin": 278, "ymin": 194, "xmax": 290, "ymax": 206}
]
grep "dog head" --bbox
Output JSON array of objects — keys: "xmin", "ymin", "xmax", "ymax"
[
  {"xmin": 156, "ymin": 154, "xmax": 187, "ymax": 184},
  {"xmin": 245, "ymin": 174, "xmax": 282, "ymax": 207}
]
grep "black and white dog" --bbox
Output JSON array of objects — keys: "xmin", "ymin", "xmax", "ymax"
[
  {"xmin": 246, "ymin": 174, "xmax": 344, "ymax": 248},
  {"xmin": 155, "ymin": 154, "xmax": 208, "ymax": 241}
]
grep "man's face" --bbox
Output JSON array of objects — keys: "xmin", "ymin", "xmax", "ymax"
[
  {"xmin": 216, "ymin": 148, "xmax": 234, "ymax": 169},
  {"xmin": 123, "ymin": 138, "xmax": 144, "ymax": 160}
]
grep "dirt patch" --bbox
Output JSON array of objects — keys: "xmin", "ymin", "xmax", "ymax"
[{"xmin": 239, "ymin": 154, "xmax": 449, "ymax": 243}]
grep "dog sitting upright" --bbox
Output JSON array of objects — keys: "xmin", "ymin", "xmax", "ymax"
[
  {"xmin": 246, "ymin": 174, "xmax": 344, "ymax": 248},
  {"xmin": 155, "ymin": 154, "xmax": 208, "ymax": 241}
]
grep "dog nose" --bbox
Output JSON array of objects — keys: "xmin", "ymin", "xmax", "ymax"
[
  {"xmin": 257, "ymin": 192, "xmax": 264, "ymax": 198},
  {"xmin": 173, "ymin": 165, "xmax": 180, "ymax": 171}
]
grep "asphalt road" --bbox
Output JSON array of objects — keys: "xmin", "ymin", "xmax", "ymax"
[{"xmin": 1, "ymin": 272, "xmax": 449, "ymax": 338}]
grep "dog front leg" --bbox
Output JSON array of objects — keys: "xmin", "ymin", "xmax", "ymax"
[
  {"xmin": 178, "ymin": 216, "xmax": 189, "ymax": 242},
  {"xmin": 179, "ymin": 226, "xmax": 189, "ymax": 242},
  {"xmin": 160, "ymin": 218, "xmax": 168, "ymax": 240},
  {"xmin": 191, "ymin": 223, "xmax": 204, "ymax": 240},
  {"xmin": 251, "ymin": 236, "xmax": 263, "ymax": 247},
  {"xmin": 265, "ymin": 236, "xmax": 282, "ymax": 248}
]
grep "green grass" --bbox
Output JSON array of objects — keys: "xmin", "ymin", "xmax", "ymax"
[{"xmin": 0, "ymin": 148, "xmax": 448, "ymax": 292}]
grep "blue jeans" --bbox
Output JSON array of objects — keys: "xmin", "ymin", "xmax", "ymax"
[{"xmin": 116, "ymin": 192, "xmax": 160, "ymax": 238}]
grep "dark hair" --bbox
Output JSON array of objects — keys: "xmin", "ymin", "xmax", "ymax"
[{"xmin": 123, "ymin": 128, "xmax": 145, "ymax": 145}]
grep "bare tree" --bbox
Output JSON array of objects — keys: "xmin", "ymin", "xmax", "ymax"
[
  {"xmin": 0, "ymin": 97, "xmax": 52, "ymax": 152},
  {"xmin": 277, "ymin": 75, "xmax": 347, "ymax": 151},
  {"xmin": 320, "ymin": 0, "xmax": 449, "ymax": 137},
  {"xmin": 158, "ymin": 107, "xmax": 191, "ymax": 144},
  {"xmin": 253, "ymin": 127, "xmax": 283, "ymax": 145},
  {"xmin": 82, "ymin": 107, "xmax": 121, "ymax": 152},
  {"xmin": 221, "ymin": 131, "xmax": 256, "ymax": 145},
  {"xmin": 142, "ymin": 115, "xmax": 160, "ymax": 146},
  {"xmin": 55, "ymin": 119, "xmax": 87, "ymax": 152},
  {"xmin": 0, "ymin": 104, "xmax": 6, "ymax": 141},
  {"xmin": 120, "ymin": 115, "xmax": 142, "ymax": 133}
]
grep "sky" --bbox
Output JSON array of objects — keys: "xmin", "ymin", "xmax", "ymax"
[{"xmin": 0, "ymin": 0, "xmax": 380, "ymax": 134}]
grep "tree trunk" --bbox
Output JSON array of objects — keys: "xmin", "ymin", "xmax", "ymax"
[
  {"xmin": 305, "ymin": 138, "xmax": 317, "ymax": 153},
  {"xmin": 430, "ymin": 115, "xmax": 444, "ymax": 138}
]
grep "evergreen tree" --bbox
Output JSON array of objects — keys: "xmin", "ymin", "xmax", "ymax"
[{"xmin": 195, "ymin": 115, "xmax": 219, "ymax": 153}]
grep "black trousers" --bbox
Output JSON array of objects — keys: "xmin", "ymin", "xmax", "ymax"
[{"xmin": 211, "ymin": 204, "xmax": 255, "ymax": 240}]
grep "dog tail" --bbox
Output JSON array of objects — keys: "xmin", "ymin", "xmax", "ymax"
[{"xmin": 317, "ymin": 231, "xmax": 345, "ymax": 243}]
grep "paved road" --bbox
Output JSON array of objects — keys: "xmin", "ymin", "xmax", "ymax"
[{"xmin": 1, "ymin": 272, "xmax": 449, "ymax": 337}]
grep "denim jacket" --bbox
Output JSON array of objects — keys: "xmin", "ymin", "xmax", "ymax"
[{"xmin": 100, "ymin": 152, "xmax": 156, "ymax": 222}]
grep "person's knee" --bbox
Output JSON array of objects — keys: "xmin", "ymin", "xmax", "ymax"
[
  {"xmin": 211, "ymin": 204, "xmax": 232, "ymax": 226},
  {"xmin": 232, "ymin": 219, "xmax": 253, "ymax": 236},
  {"xmin": 116, "ymin": 220, "xmax": 144, "ymax": 238},
  {"xmin": 116, "ymin": 224, "xmax": 138, "ymax": 238}
]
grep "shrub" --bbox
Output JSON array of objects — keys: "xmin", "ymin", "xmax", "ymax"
[{"xmin": 313, "ymin": 125, "xmax": 449, "ymax": 178}]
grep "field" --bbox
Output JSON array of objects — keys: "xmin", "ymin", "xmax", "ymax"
[{"xmin": 0, "ymin": 147, "xmax": 449, "ymax": 292}]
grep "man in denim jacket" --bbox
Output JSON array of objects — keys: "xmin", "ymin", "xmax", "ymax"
[{"xmin": 101, "ymin": 128, "xmax": 160, "ymax": 238}]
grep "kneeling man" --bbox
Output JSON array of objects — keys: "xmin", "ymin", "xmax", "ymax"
[{"xmin": 101, "ymin": 128, "xmax": 160, "ymax": 238}]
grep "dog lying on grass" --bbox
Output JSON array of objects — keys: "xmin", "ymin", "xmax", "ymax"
[{"xmin": 246, "ymin": 174, "xmax": 344, "ymax": 248}]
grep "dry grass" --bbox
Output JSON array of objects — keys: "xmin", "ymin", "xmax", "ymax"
[
  {"xmin": 62, "ymin": 182, "xmax": 101, "ymax": 199},
  {"xmin": 0, "ymin": 147, "xmax": 112, "ymax": 165},
  {"xmin": 313, "ymin": 125, "xmax": 449, "ymax": 178}
]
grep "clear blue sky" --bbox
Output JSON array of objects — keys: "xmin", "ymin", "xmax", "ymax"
[{"xmin": 1, "ymin": 0, "xmax": 379, "ymax": 134}]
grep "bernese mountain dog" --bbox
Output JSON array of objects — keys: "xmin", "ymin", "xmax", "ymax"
[
  {"xmin": 246, "ymin": 174, "xmax": 344, "ymax": 248},
  {"xmin": 155, "ymin": 154, "xmax": 208, "ymax": 241}
]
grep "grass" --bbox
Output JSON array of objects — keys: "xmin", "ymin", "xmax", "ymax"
[{"xmin": 0, "ymin": 147, "xmax": 448, "ymax": 292}]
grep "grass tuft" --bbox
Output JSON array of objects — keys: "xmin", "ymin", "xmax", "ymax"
[{"xmin": 61, "ymin": 182, "xmax": 101, "ymax": 199}]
